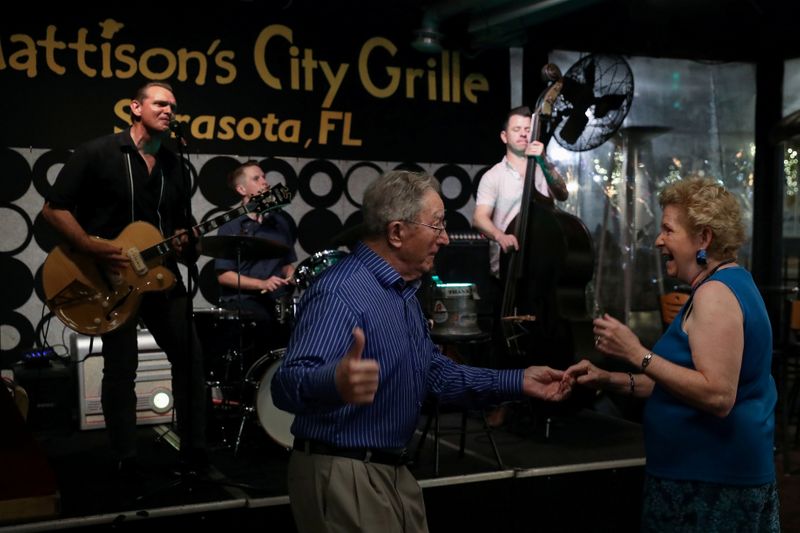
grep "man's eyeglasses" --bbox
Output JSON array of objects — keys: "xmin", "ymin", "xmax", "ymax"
[{"xmin": 404, "ymin": 219, "xmax": 447, "ymax": 236}]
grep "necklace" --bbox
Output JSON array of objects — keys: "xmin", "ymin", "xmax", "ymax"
[{"xmin": 683, "ymin": 258, "xmax": 736, "ymax": 321}]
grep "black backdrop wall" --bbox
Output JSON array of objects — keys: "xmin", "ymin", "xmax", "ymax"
[{"xmin": 0, "ymin": 3, "xmax": 511, "ymax": 365}]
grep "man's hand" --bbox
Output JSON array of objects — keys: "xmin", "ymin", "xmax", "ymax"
[
  {"xmin": 260, "ymin": 275, "xmax": 291, "ymax": 293},
  {"xmin": 564, "ymin": 359, "xmax": 611, "ymax": 390},
  {"xmin": 81, "ymin": 238, "xmax": 129, "ymax": 272},
  {"xmin": 495, "ymin": 232, "xmax": 519, "ymax": 253},
  {"xmin": 171, "ymin": 228, "xmax": 201, "ymax": 264},
  {"xmin": 525, "ymin": 140, "xmax": 545, "ymax": 157},
  {"xmin": 169, "ymin": 229, "xmax": 191, "ymax": 254},
  {"xmin": 522, "ymin": 366, "xmax": 573, "ymax": 401},
  {"xmin": 335, "ymin": 327, "xmax": 380, "ymax": 405}
]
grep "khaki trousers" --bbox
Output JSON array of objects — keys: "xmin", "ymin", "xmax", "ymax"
[{"xmin": 288, "ymin": 450, "xmax": 428, "ymax": 533}]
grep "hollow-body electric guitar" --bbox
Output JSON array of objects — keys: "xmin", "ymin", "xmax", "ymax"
[{"xmin": 42, "ymin": 184, "xmax": 292, "ymax": 336}]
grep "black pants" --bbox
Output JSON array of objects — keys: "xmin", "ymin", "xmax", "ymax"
[{"xmin": 100, "ymin": 286, "xmax": 207, "ymax": 460}]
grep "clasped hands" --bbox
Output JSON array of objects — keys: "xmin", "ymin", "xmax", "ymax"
[{"xmin": 563, "ymin": 313, "xmax": 644, "ymax": 388}]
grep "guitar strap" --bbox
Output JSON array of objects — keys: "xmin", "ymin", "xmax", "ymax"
[{"xmin": 124, "ymin": 151, "xmax": 135, "ymax": 224}]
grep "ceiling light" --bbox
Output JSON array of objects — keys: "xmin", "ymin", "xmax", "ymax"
[{"xmin": 412, "ymin": 13, "xmax": 443, "ymax": 53}]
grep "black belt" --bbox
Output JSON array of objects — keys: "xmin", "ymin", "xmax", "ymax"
[{"xmin": 293, "ymin": 438, "xmax": 409, "ymax": 466}]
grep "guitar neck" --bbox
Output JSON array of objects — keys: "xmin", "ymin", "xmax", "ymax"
[
  {"xmin": 140, "ymin": 186, "xmax": 291, "ymax": 262},
  {"xmin": 139, "ymin": 204, "xmax": 252, "ymax": 263},
  {"xmin": 193, "ymin": 203, "xmax": 252, "ymax": 238}
]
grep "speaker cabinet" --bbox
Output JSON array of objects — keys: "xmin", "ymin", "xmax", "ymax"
[
  {"xmin": 11, "ymin": 359, "xmax": 76, "ymax": 432},
  {"xmin": 70, "ymin": 330, "xmax": 174, "ymax": 430}
]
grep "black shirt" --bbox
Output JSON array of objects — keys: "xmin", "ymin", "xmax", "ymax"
[{"xmin": 47, "ymin": 129, "xmax": 190, "ymax": 240}]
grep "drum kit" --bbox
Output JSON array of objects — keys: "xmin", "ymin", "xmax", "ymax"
[{"xmin": 197, "ymin": 234, "xmax": 347, "ymax": 452}]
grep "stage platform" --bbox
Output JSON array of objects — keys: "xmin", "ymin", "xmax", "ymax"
[{"xmin": 0, "ymin": 401, "xmax": 646, "ymax": 533}]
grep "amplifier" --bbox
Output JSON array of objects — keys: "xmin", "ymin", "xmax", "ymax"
[
  {"xmin": 11, "ymin": 359, "xmax": 75, "ymax": 432},
  {"xmin": 70, "ymin": 330, "xmax": 174, "ymax": 430}
]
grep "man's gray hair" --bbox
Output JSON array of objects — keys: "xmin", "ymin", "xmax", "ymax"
[{"xmin": 362, "ymin": 170, "xmax": 440, "ymax": 237}]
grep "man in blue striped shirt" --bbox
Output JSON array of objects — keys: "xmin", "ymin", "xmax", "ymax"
[{"xmin": 272, "ymin": 170, "xmax": 572, "ymax": 533}]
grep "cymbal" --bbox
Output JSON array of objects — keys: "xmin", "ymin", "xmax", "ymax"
[
  {"xmin": 201, "ymin": 235, "xmax": 289, "ymax": 260},
  {"xmin": 329, "ymin": 223, "xmax": 364, "ymax": 249}
]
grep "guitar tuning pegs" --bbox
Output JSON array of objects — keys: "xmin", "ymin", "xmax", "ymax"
[{"xmin": 541, "ymin": 63, "xmax": 562, "ymax": 82}]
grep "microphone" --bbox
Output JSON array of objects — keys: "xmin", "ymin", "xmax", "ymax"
[
  {"xmin": 169, "ymin": 118, "xmax": 187, "ymax": 146},
  {"xmin": 169, "ymin": 118, "xmax": 184, "ymax": 137}
]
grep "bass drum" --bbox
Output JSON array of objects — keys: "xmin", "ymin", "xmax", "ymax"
[{"xmin": 246, "ymin": 348, "xmax": 295, "ymax": 449}]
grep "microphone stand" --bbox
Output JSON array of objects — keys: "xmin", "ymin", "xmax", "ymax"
[
  {"xmin": 177, "ymin": 121, "xmax": 198, "ymax": 477},
  {"xmin": 135, "ymin": 122, "xmax": 262, "ymax": 505}
]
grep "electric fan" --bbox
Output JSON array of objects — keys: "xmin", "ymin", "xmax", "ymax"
[{"xmin": 548, "ymin": 53, "xmax": 634, "ymax": 151}]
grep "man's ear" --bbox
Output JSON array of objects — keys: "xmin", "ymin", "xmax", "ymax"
[
  {"xmin": 386, "ymin": 220, "xmax": 405, "ymax": 249},
  {"xmin": 130, "ymin": 99, "xmax": 142, "ymax": 120}
]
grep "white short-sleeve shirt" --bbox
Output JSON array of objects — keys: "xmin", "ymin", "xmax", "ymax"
[{"xmin": 475, "ymin": 156, "xmax": 550, "ymax": 275}]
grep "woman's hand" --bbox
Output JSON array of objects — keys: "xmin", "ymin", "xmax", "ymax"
[
  {"xmin": 564, "ymin": 359, "xmax": 612, "ymax": 390},
  {"xmin": 592, "ymin": 313, "xmax": 646, "ymax": 366}
]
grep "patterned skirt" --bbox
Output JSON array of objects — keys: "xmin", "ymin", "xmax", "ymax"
[{"xmin": 641, "ymin": 474, "xmax": 780, "ymax": 533}]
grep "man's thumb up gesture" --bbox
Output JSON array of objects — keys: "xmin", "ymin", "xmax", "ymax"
[{"xmin": 335, "ymin": 327, "xmax": 380, "ymax": 404}]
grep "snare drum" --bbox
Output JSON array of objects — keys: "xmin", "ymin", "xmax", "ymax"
[
  {"xmin": 244, "ymin": 348, "xmax": 295, "ymax": 449},
  {"xmin": 294, "ymin": 250, "xmax": 348, "ymax": 290}
]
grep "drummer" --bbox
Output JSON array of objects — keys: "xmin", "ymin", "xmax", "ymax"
[{"xmin": 215, "ymin": 160, "xmax": 297, "ymax": 351}]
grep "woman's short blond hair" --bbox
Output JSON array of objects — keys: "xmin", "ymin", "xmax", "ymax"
[{"xmin": 658, "ymin": 177, "xmax": 745, "ymax": 260}]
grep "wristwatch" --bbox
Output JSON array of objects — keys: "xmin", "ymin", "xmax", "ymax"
[{"xmin": 641, "ymin": 351, "xmax": 654, "ymax": 369}]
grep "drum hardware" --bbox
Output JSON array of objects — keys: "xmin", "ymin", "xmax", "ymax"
[
  {"xmin": 233, "ymin": 348, "xmax": 295, "ymax": 455},
  {"xmin": 227, "ymin": 251, "xmax": 346, "ymax": 453},
  {"xmin": 201, "ymin": 234, "xmax": 290, "ymax": 261},
  {"xmin": 294, "ymin": 249, "xmax": 348, "ymax": 290},
  {"xmin": 199, "ymin": 232, "xmax": 286, "ymax": 449},
  {"xmin": 194, "ymin": 308, "xmax": 258, "ymax": 387},
  {"xmin": 274, "ymin": 294, "xmax": 300, "ymax": 326}
]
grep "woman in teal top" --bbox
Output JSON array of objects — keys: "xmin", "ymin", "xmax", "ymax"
[{"xmin": 566, "ymin": 177, "xmax": 779, "ymax": 532}]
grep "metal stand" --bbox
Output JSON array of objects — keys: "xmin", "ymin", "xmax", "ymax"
[
  {"xmin": 414, "ymin": 332, "xmax": 503, "ymax": 476},
  {"xmin": 414, "ymin": 396, "xmax": 504, "ymax": 477}
]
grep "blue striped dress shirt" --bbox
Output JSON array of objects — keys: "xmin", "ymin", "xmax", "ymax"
[{"xmin": 271, "ymin": 242, "xmax": 524, "ymax": 449}]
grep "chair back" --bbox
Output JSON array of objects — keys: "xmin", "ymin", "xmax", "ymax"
[
  {"xmin": 660, "ymin": 291, "xmax": 690, "ymax": 327},
  {"xmin": 790, "ymin": 300, "xmax": 800, "ymax": 332}
]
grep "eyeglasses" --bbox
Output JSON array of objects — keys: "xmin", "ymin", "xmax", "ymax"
[{"xmin": 404, "ymin": 219, "xmax": 447, "ymax": 236}]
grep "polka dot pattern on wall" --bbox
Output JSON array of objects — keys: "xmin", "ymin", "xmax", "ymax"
[{"xmin": 2, "ymin": 148, "xmax": 485, "ymax": 366}]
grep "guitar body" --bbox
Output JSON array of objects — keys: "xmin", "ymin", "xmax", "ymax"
[{"xmin": 42, "ymin": 221, "xmax": 176, "ymax": 336}]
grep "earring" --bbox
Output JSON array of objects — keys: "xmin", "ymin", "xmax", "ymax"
[{"xmin": 696, "ymin": 249, "xmax": 708, "ymax": 266}]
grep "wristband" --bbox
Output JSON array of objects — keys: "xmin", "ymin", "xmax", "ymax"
[{"xmin": 641, "ymin": 351, "xmax": 654, "ymax": 369}]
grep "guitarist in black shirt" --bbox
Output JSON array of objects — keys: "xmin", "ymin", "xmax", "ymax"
[{"xmin": 41, "ymin": 81, "xmax": 208, "ymax": 478}]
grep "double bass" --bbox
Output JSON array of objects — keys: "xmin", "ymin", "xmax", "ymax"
[{"xmin": 499, "ymin": 66, "xmax": 595, "ymax": 367}]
